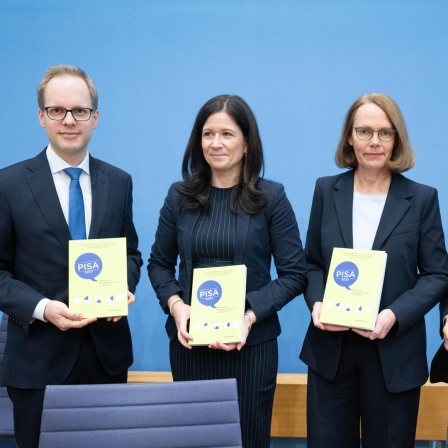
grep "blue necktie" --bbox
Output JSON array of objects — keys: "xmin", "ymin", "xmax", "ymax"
[{"xmin": 64, "ymin": 168, "xmax": 86, "ymax": 240}]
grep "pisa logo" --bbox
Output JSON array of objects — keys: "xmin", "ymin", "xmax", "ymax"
[
  {"xmin": 333, "ymin": 261, "xmax": 359, "ymax": 290},
  {"xmin": 74, "ymin": 252, "xmax": 103, "ymax": 281},
  {"xmin": 197, "ymin": 280, "xmax": 222, "ymax": 308}
]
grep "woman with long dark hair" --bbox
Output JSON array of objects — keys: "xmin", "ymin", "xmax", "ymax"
[{"xmin": 149, "ymin": 95, "xmax": 307, "ymax": 447}]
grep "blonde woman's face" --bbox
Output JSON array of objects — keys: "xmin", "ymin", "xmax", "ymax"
[{"xmin": 348, "ymin": 103, "xmax": 395, "ymax": 175}]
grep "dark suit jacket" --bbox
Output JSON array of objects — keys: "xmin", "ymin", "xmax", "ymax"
[
  {"xmin": 0, "ymin": 149, "xmax": 142, "ymax": 388},
  {"xmin": 300, "ymin": 170, "xmax": 448, "ymax": 393},
  {"xmin": 148, "ymin": 179, "xmax": 307, "ymax": 346}
]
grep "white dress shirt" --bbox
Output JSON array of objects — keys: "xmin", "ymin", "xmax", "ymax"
[
  {"xmin": 33, "ymin": 145, "xmax": 92, "ymax": 321},
  {"xmin": 352, "ymin": 192, "xmax": 387, "ymax": 250}
]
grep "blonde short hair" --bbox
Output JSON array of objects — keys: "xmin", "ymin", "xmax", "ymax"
[
  {"xmin": 37, "ymin": 65, "xmax": 98, "ymax": 110},
  {"xmin": 335, "ymin": 93, "xmax": 416, "ymax": 173}
]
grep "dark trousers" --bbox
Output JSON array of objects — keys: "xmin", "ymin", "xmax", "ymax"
[
  {"xmin": 170, "ymin": 338, "xmax": 278, "ymax": 448},
  {"xmin": 307, "ymin": 331, "xmax": 421, "ymax": 448},
  {"xmin": 7, "ymin": 332, "xmax": 127, "ymax": 448}
]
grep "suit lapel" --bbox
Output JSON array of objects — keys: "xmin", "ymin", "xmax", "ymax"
[
  {"xmin": 25, "ymin": 151, "xmax": 71, "ymax": 251},
  {"xmin": 334, "ymin": 171, "xmax": 354, "ymax": 248},
  {"xmin": 372, "ymin": 173, "xmax": 412, "ymax": 250},
  {"xmin": 234, "ymin": 210, "xmax": 250, "ymax": 264},
  {"xmin": 184, "ymin": 208, "xmax": 200, "ymax": 289},
  {"xmin": 89, "ymin": 157, "xmax": 109, "ymax": 239}
]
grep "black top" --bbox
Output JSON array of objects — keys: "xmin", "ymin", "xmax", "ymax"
[{"xmin": 192, "ymin": 186, "xmax": 236, "ymax": 268}]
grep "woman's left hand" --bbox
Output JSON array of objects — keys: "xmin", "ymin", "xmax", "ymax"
[
  {"xmin": 351, "ymin": 309, "xmax": 397, "ymax": 340},
  {"xmin": 209, "ymin": 310, "xmax": 255, "ymax": 351},
  {"xmin": 208, "ymin": 341, "xmax": 239, "ymax": 351}
]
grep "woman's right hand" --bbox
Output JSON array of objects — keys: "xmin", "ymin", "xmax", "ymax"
[
  {"xmin": 168, "ymin": 295, "xmax": 193, "ymax": 349},
  {"xmin": 312, "ymin": 301, "xmax": 350, "ymax": 332}
]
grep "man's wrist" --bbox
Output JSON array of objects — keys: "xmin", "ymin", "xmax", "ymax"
[{"xmin": 33, "ymin": 298, "xmax": 51, "ymax": 322}]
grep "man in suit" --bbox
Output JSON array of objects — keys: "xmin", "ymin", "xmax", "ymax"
[{"xmin": 0, "ymin": 65, "xmax": 142, "ymax": 448}]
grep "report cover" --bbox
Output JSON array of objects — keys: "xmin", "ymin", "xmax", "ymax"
[
  {"xmin": 319, "ymin": 248, "xmax": 387, "ymax": 330},
  {"xmin": 68, "ymin": 237, "xmax": 128, "ymax": 318},
  {"xmin": 189, "ymin": 264, "xmax": 247, "ymax": 346}
]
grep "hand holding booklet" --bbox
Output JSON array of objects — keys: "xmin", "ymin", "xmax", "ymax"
[
  {"xmin": 319, "ymin": 248, "xmax": 387, "ymax": 330},
  {"xmin": 188, "ymin": 264, "xmax": 247, "ymax": 346},
  {"xmin": 68, "ymin": 237, "xmax": 128, "ymax": 318}
]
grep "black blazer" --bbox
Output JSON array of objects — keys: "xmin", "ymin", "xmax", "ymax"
[
  {"xmin": 300, "ymin": 170, "xmax": 448, "ymax": 393},
  {"xmin": 0, "ymin": 149, "xmax": 142, "ymax": 388},
  {"xmin": 148, "ymin": 179, "xmax": 307, "ymax": 346}
]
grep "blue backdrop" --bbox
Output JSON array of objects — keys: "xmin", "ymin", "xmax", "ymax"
[{"xmin": 1, "ymin": 0, "xmax": 447, "ymax": 374}]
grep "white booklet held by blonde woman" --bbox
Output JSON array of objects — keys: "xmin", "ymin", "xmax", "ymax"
[
  {"xmin": 189, "ymin": 264, "xmax": 247, "ymax": 346},
  {"xmin": 319, "ymin": 248, "xmax": 387, "ymax": 330}
]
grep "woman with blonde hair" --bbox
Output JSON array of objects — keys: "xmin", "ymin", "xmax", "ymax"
[{"xmin": 300, "ymin": 93, "xmax": 448, "ymax": 447}]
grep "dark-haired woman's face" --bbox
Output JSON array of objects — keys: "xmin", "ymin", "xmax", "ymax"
[{"xmin": 201, "ymin": 112, "xmax": 247, "ymax": 187}]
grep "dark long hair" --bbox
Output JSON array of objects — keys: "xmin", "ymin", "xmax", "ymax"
[{"xmin": 177, "ymin": 95, "xmax": 266, "ymax": 214}]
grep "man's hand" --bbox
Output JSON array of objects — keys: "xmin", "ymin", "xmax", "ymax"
[
  {"xmin": 106, "ymin": 290, "xmax": 135, "ymax": 322},
  {"xmin": 44, "ymin": 300, "xmax": 96, "ymax": 331}
]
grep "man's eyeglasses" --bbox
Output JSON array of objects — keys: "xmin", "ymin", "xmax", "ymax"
[
  {"xmin": 354, "ymin": 127, "xmax": 397, "ymax": 142},
  {"xmin": 44, "ymin": 106, "xmax": 94, "ymax": 121}
]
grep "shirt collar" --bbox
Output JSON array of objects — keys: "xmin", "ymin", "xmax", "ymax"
[{"xmin": 46, "ymin": 144, "xmax": 90, "ymax": 175}]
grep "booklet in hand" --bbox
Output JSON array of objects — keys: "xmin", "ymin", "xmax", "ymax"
[
  {"xmin": 189, "ymin": 264, "xmax": 247, "ymax": 346},
  {"xmin": 319, "ymin": 247, "xmax": 387, "ymax": 330},
  {"xmin": 68, "ymin": 237, "xmax": 128, "ymax": 318}
]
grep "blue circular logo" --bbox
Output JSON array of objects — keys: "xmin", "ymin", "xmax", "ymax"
[
  {"xmin": 74, "ymin": 252, "xmax": 102, "ymax": 281},
  {"xmin": 197, "ymin": 280, "xmax": 222, "ymax": 308},
  {"xmin": 333, "ymin": 261, "xmax": 359, "ymax": 290}
]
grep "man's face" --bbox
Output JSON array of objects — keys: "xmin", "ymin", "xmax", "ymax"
[{"xmin": 38, "ymin": 75, "xmax": 99, "ymax": 165}]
